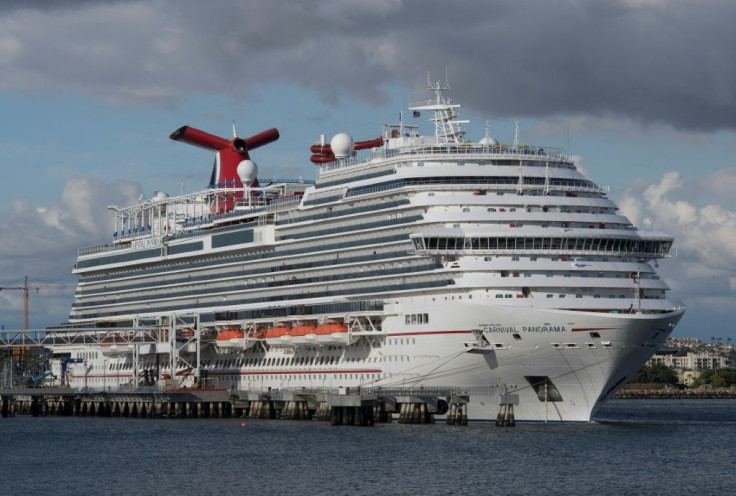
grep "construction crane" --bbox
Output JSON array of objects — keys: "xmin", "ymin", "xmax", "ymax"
[{"xmin": 0, "ymin": 276, "xmax": 75, "ymax": 348}]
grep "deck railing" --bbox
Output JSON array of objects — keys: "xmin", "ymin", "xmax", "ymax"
[{"xmin": 320, "ymin": 143, "xmax": 573, "ymax": 174}]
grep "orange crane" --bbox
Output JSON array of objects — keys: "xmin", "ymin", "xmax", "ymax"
[{"xmin": 0, "ymin": 276, "xmax": 75, "ymax": 353}]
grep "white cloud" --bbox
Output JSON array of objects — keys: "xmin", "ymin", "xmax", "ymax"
[
  {"xmin": 0, "ymin": 177, "xmax": 141, "ymax": 329},
  {"xmin": 640, "ymin": 171, "xmax": 736, "ymax": 271},
  {"xmin": 617, "ymin": 189, "xmax": 642, "ymax": 227},
  {"xmin": 619, "ymin": 168, "xmax": 736, "ymax": 330}
]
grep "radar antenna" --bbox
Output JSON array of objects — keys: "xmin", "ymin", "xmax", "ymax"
[{"xmin": 412, "ymin": 71, "xmax": 467, "ymax": 144}]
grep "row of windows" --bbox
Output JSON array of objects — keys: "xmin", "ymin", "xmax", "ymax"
[
  {"xmin": 212, "ymin": 229, "xmax": 254, "ymax": 248},
  {"xmin": 302, "ymin": 194, "xmax": 343, "ymax": 206},
  {"xmin": 78, "ymin": 224, "xmax": 253, "ymax": 270},
  {"xmin": 492, "ymin": 293, "xmax": 663, "ymax": 300},
  {"xmin": 167, "ymin": 241, "xmax": 204, "ymax": 255},
  {"xmin": 280, "ymin": 214, "xmax": 422, "ymax": 241},
  {"xmin": 76, "ymin": 248, "xmax": 161, "ymax": 270},
  {"xmin": 81, "ymin": 232, "xmax": 408, "ymax": 283},
  {"xmin": 74, "ymin": 261, "xmax": 440, "ymax": 309},
  {"xmin": 314, "ymin": 167, "xmax": 396, "ymax": 189},
  {"xmin": 414, "ymin": 236, "xmax": 672, "ymax": 256},
  {"xmin": 276, "ymin": 198, "xmax": 410, "ymax": 226},
  {"xmin": 72, "ymin": 279, "xmax": 452, "ymax": 320},
  {"xmin": 78, "ymin": 249, "xmax": 409, "ymax": 298},
  {"xmin": 203, "ymin": 354, "xmax": 385, "ymax": 369}
]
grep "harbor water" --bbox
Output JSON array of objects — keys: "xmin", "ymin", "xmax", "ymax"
[{"xmin": 1, "ymin": 399, "xmax": 735, "ymax": 495}]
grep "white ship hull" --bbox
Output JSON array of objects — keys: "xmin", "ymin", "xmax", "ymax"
[{"xmin": 62, "ymin": 300, "xmax": 683, "ymax": 422}]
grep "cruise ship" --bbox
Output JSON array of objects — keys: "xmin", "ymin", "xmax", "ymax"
[{"xmin": 47, "ymin": 81, "xmax": 685, "ymax": 422}]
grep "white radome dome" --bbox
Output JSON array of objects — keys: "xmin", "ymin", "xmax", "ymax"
[
  {"xmin": 331, "ymin": 133, "xmax": 354, "ymax": 158},
  {"xmin": 479, "ymin": 136, "xmax": 499, "ymax": 146},
  {"xmin": 237, "ymin": 159, "xmax": 258, "ymax": 186},
  {"xmin": 152, "ymin": 191, "xmax": 169, "ymax": 202}
]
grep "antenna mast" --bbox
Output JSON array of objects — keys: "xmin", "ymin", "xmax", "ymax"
[{"xmin": 23, "ymin": 276, "xmax": 29, "ymax": 342}]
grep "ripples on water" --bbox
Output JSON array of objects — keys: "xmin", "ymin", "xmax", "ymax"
[{"xmin": 1, "ymin": 400, "xmax": 735, "ymax": 496}]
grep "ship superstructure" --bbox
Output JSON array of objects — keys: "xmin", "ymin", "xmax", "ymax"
[{"xmin": 47, "ymin": 82, "xmax": 684, "ymax": 421}]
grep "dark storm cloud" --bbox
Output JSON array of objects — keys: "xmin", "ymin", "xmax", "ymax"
[
  {"xmin": 0, "ymin": 0, "xmax": 133, "ymax": 13},
  {"xmin": 1, "ymin": 0, "xmax": 735, "ymax": 130}
]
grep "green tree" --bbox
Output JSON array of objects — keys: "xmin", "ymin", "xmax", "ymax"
[
  {"xmin": 711, "ymin": 374, "xmax": 727, "ymax": 388},
  {"xmin": 692, "ymin": 368, "xmax": 715, "ymax": 388},
  {"xmin": 691, "ymin": 368, "xmax": 736, "ymax": 388},
  {"xmin": 632, "ymin": 363, "xmax": 678, "ymax": 384}
]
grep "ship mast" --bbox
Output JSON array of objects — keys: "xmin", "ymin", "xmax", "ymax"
[{"xmin": 410, "ymin": 75, "xmax": 469, "ymax": 144}]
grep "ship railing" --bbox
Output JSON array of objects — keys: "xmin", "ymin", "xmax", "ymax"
[
  {"xmin": 211, "ymin": 178, "xmax": 314, "ymax": 188},
  {"xmin": 265, "ymin": 195, "xmax": 303, "ymax": 212},
  {"xmin": 320, "ymin": 143, "xmax": 572, "ymax": 173},
  {"xmin": 0, "ymin": 326, "xmax": 163, "ymax": 348},
  {"xmin": 78, "ymin": 242, "xmax": 132, "ymax": 258}
]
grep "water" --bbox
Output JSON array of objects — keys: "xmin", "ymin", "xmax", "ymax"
[{"xmin": 1, "ymin": 400, "xmax": 735, "ymax": 495}]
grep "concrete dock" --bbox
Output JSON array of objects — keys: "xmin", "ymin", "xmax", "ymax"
[{"xmin": 0, "ymin": 386, "xmax": 486, "ymax": 426}]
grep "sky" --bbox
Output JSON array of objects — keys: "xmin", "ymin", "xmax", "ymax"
[{"xmin": 0, "ymin": 0, "xmax": 734, "ymax": 340}]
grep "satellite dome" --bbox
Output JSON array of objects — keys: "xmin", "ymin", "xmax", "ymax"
[
  {"xmin": 331, "ymin": 133, "xmax": 354, "ymax": 158},
  {"xmin": 479, "ymin": 136, "xmax": 499, "ymax": 146},
  {"xmin": 237, "ymin": 159, "xmax": 258, "ymax": 186},
  {"xmin": 153, "ymin": 191, "xmax": 169, "ymax": 202}
]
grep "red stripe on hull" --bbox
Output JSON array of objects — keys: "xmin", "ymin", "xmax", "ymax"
[
  {"xmin": 387, "ymin": 330, "xmax": 473, "ymax": 337},
  {"xmin": 571, "ymin": 327, "xmax": 616, "ymax": 332}
]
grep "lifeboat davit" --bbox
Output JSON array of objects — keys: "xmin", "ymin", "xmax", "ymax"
[
  {"xmin": 314, "ymin": 321, "xmax": 357, "ymax": 345},
  {"xmin": 289, "ymin": 323, "xmax": 317, "ymax": 345},
  {"xmin": 176, "ymin": 328, "xmax": 195, "ymax": 342},
  {"xmin": 264, "ymin": 323, "xmax": 292, "ymax": 347},
  {"xmin": 216, "ymin": 327, "xmax": 256, "ymax": 350}
]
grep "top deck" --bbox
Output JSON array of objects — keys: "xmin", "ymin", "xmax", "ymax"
[{"xmin": 79, "ymin": 179, "xmax": 312, "ymax": 258}]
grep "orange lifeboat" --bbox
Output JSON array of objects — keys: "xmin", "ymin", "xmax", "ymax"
[
  {"xmin": 265, "ymin": 323, "xmax": 292, "ymax": 347},
  {"xmin": 314, "ymin": 321, "xmax": 356, "ymax": 345},
  {"xmin": 215, "ymin": 327, "xmax": 241, "ymax": 349},
  {"xmin": 290, "ymin": 323, "xmax": 317, "ymax": 345}
]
